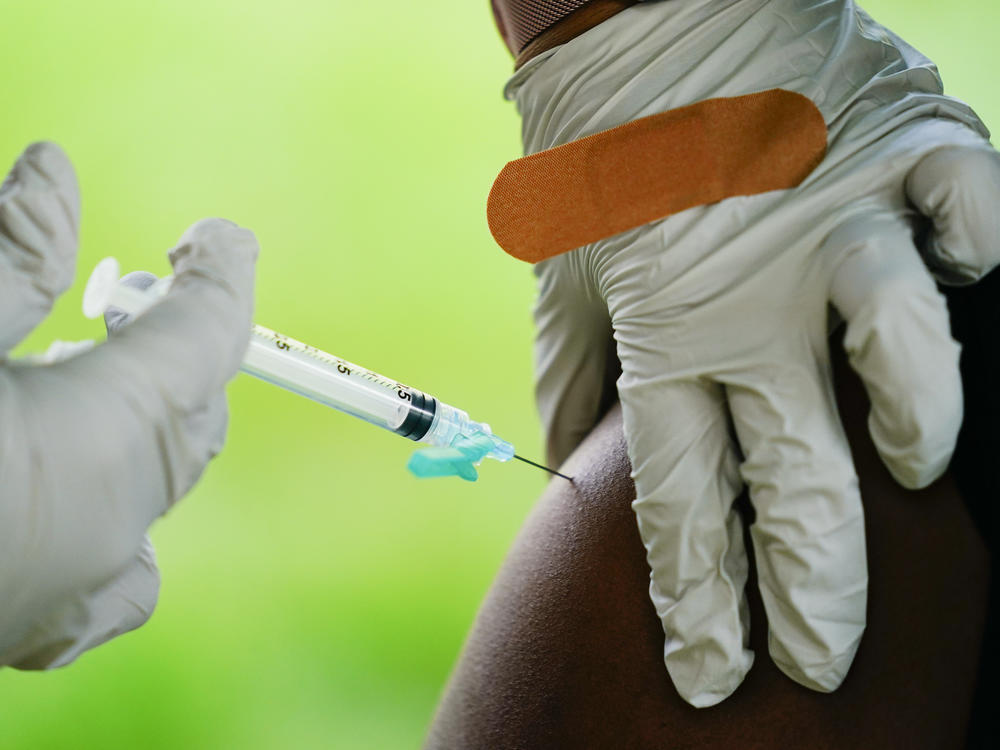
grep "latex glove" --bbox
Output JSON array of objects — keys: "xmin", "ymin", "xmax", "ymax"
[
  {"xmin": 514, "ymin": 0, "xmax": 1000, "ymax": 706},
  {"xmin": 4, "ymin": 536, "xmax": 160, "ymax": 669},
  {"xmin": 0, "ymin": 142, "xmax": 258, "ymax": 667}
]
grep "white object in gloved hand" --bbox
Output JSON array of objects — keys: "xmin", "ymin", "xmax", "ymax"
[
  {"xmin": 513, "ymin": 0, "xmax": 1000, "ymax": 706},
  {"xmin": 0, "ymin": 141, "xmax": 258, "ymax": 668}
]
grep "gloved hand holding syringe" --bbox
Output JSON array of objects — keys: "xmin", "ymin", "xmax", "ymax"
[{"xmin": 83, "ymin": 257, "xmax": 570, "ymax": 483}]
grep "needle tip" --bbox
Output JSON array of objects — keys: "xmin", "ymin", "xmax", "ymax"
[{"xmin": 514, "ymin": 454, "xmax": 574, "ymax": 482}]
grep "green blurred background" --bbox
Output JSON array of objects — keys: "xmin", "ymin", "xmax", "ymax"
[{"xmin": 0, "ymin": 1, "xmax": 996, "ymax": 747}]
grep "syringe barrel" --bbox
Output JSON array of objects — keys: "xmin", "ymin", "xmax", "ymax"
[
  {"xmin": 243, "ymin": 329, "xmax": 515, "ymax": 462},
  {"xmin": 244, "ymin": 325, "xmax": 437, "ymax": 440}
]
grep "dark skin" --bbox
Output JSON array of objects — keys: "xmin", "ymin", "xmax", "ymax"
[{"xmin": 424, "ymin": 278, "xmax": 997, "ymax": 748}]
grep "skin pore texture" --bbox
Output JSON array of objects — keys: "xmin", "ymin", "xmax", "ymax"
[{"xmin": 424, "ymin": 318, "xmax": 991, "ymax": 748}]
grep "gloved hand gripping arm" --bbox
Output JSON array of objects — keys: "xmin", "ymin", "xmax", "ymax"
[
  {"xmin": 0, "ymin": 142, "xmax": 258, "ymax": 667},
  {"xmin": 513, "ymin": 1, "xmax": 1000, "ymax": 707}
]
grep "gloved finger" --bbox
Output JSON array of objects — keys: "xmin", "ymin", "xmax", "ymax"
[
  {"xmin": 905, "ymin": 143, "xmax": 1000, "ymax": 285},
  {"xmin": 104, "ymin": 270, "xmax": 158, "ymax": 334},
  {"xmin": 722, "ymin": 352, "xmax": 866, "ymax": 694},
  {"xmin": 533, "ymin": 254, "xmax": 616, "ymax": 467},
  {"xmin": 827, "ymin": 212, "xmax": 962, "ymax": 489},
  {"xmin": 102, "ymin": 268, "xmax": 229, "ymax": 466},
  {"xmin": 3, "ymin": 536, "xmax": 159, "ymax": 670},
  {"xmin": 619, "ymin": 375, "xmax": 751, "ymax": 707},
  {"xmin": 100, "ymin": 217, "xmax": 258, "ymax": 413},
  {"xmin": 0, "ymin": 142, "xmax": 80, "ymax": 353}
]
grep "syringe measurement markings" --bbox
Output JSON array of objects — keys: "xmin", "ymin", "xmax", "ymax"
[
  {"xmin": 262, "ymin": 330, "xmax": 568, "ymax": 478},
  {"xmin": 261, "ymin": 328, "xmax": 414, "ymax": 400}
]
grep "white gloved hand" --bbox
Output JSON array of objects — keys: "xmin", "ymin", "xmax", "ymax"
[
  {"xmin": 516, "ymin": 0, "xmax": 1000, "ymax": 706},
  {"xmin": 0, "ymin": 142, "xmax": 258, "ymax": 668}
]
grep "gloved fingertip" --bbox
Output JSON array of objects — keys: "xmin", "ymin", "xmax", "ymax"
[
  {"xmin": 168, "ymin": 217, "xmax": 259, "ymax": 268},
  {"xmin": 2, "ymin": 142, "xmax": 81, "ymax": 238},
  {"xmin": 771, "ymin": 652, "xmax": 853, "ymax": 694},
  {"xmin": 22, "ymin": 142, "xmax": 74, "ymax": 182},
  {"xmin": 667, "ymin": 647, "xmax": 755, "ymax": 708},
  {"xmin": 7, "ymin": 142, "xmax": 79, "ymax": 206},
  {"xmin": 174, "ymin": 216, "xmax": 238, "ymax": 245},
  {"xmin": 872, "ymin": 407, "xmax": 959, "ymax": 489},
  {"xmin": 905, "ymin": 144, "xmax": 1000, "ymax": 284},
  {"xmin": 883, "ymin": 448, "xmax": 953, "ymax": 491},
  {"xmin": 768, "ymin": 626, "xmax": 862, "ymax": 695},
  {"xmin": 104, "ymin": 271, "xmax": 159, "ymax": 334}
]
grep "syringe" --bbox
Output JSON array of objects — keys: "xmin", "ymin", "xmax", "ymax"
[{"xmin": 82, "ymin": 257, "xmax": 571, "ymax": 481}]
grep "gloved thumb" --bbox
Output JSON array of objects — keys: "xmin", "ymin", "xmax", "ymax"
[
  {"xmin": 104, "ymin": 270, "xmax": 159, "ymax": 334},
  {"xmin": 0, "ymin": 142, "xmax": 80, "ymax": 353}
]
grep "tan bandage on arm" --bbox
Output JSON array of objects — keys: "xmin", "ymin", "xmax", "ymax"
[{"xmin": 487, "ymin": 89, "xmax": 827, "ymax": 263}]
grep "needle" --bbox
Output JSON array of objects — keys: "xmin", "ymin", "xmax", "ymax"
[{"xmin": 514, "ymin": 454, "xmax": 574, "ymax": 482}]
